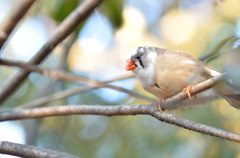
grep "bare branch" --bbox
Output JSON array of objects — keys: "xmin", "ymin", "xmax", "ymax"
[
  {"xmin": 0, "ymin": 59, "xmax": 155, "ymax": 103},
  {"xmin": 0, "ymin": 140, "xmax": 79, "ymax": 158},
  {"xmin": 0, "ymin": 0, "xmax": 35, "ymax": 49},
  {"xmin": 160, "ymin": 73, "xmax": 224, "ymax": 110},
  {"xmin": 15, "ymin": 74, "xmax": 136, "ymax": 109},
  {"xmin": 0, "ymin": 0, "xmax": 104, "ymax": 104},
  {"xmin": 0, "ymin": 105, "xmax": 239, "ymax": 142},
  {"xmin": 0, "ymin": 58, "xmax": 226, "ymax": 110},
  {"xmin": 0, "ymin": 58, "xmax": 225, "ymax": 110}
]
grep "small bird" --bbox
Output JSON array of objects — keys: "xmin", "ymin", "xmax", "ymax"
[{"xmin": 125, "ymin": 46, "xmax": 240, "ymax": 111}]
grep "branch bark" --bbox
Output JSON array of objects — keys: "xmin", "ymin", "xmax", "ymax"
[
  {"xmin": 0, "ymin": 140, "xmax": 79, "ymax": 158},
  {"xmin": 0, "ymin": 59, "xmax": 237, "ymax": 142},
  {"xmin": 0, "ymin": 0, "xmax": 104, "ymax": 104},
  {"xmin": 0, "ymin": 59, "xmax": 155, "ymax": 103},
  {"xmin": 160, "ymin": 73, "xmax": 224, "ymax": 110},
  {"xmin": 0, "ymin": 58, "xmax": 225, "ymax": 110},
  {"xmin": 0, "ymin": 105, "xmax": 239, "ymax": 142},
  {"xmin": 0, "ymin": 57, "xmax": 227, "ymax": 109},
  {"xmin": 0, "ymin": 0, "xmax": 35, "ymax": 49},
  {"xmin": 15, "ymin": 74, "xmax": 136, "ymax": 109}
]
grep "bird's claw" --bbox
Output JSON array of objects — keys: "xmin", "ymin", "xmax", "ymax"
[
  {"xmin": 183, "ymin": 85, "xmax": 194, "ymax": 99},
  {"xmin": 154, "ymin": 99, "xmax": 165, "ymax": 112}
]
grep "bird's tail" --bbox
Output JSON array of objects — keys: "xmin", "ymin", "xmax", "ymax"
[{"xmin": 222, "ymin": 94, "xmax": 240, "ymax": 109}]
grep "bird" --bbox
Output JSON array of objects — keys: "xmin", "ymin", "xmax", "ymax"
[{"xmin": 125, "ymin": 46, "xmax": 240, "ymax": 111}]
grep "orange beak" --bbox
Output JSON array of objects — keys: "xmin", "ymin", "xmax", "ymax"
[{"xmin": 125, "ymin": 59, "xmax": 137, "ymax": 71}]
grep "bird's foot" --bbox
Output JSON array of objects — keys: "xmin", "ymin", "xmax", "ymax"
[
  {"xmin": 154, "ymin": 99, "xmax": 165, "ymax": 112},
  {"xmin": 183, "ymin": 85, "xmax": 197, "ymax": 99}
]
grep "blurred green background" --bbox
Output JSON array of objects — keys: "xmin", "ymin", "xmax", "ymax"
[{"xmin": 0, "ymin": 0, "xmax": 240, "ymax": 157}]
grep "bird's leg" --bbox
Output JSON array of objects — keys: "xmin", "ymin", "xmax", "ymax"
[
  {"xmin": 183, "ymin": 85, "xmax": 195, "ymax": 99},
  {"xmin": 154, "ymin": 99, "xmax": 165, "ymax": 112}
]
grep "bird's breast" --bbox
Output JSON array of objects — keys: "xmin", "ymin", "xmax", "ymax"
[{"xmin": 133, "ymin": 65, "xmax": 155, "ymax": 89}]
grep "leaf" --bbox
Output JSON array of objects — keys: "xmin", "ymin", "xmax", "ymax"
[
  {"xmin": 99, "ymin": 0, "xmax": 123, "ymax": 28},
  {"xmin": 49, "ymin": 0, "xmax": 79, "ymax": 22}
]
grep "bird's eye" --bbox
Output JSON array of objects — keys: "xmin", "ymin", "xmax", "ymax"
[{"xmin": 136, "ymin": 56, "xmax": 141, "ymax": 59}]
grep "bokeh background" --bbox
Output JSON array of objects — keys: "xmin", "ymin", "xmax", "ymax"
[{"xmin": 1, "ymin": 0, "xmax": 240, "ymax": 157}]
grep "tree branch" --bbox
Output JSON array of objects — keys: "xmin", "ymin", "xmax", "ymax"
[
  {"xmin": 160, "ymin": 73, "xmax": 225, "ymax": 110},
  {"xmin": 0, "ymin": 105, "xmax": 239, "ymax": 142},
  {"xmin": 0, "ymin": 140, "xmax": 79, "ymax": 158},
  {"xmin": 0, "ymin": 0, "xmax": 104, "ymax": 104},
  {"xmin": 0, "ymin": 0, "xmax": 35, "ymax": 49},
  {"xmin": 0, "ymin": 58, "xmax": 225, "ymax": 110},
  {"xmin": 15, "ymin": 74, "xmax": 136, "ymax": 109},
  {"xmin": 0, "ymin": 60, "xmax": 236, "ymax": 142},
  {"xmin": 0, "ymin": 59, "xmax": 155, "ymax": 103}
]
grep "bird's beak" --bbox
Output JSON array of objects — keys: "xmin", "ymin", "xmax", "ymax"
[{"xmin": 125, "ymin": 59, "xmax": 137, "ymax": 71}]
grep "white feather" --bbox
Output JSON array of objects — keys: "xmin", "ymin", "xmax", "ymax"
[
  {"xmin": 139, "ymin": 47, "xmax": 145, "ymax": 53},
  {"xmin": 133, "ymin": 50, "xmax": 157, "ymax": 89},
  {"xmin": 130, "ymin": 48, "xmax": 139, "ymax": 57},
  {"xmin": 182, "ymin": 60, "xmax": 196, "ymax": 65},
  {"xmin": 148, "ymin": 49, "xmax": 157, "ymax": 61},
  {"xmin": 205, "ymin": 67, "xmax": 221, "ymax": 77},
  {"xmin": 134, "ymin": 64, "xmax": 154, "ymax": 89}
]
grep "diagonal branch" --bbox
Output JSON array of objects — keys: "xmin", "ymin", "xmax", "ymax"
[
  {"xmin": 15, "ymin": 74, "xmax": 136, "ymax": 109},
  {"xmin": 0, "ymin": 0, "xmax": 35, "ymax": 49},
  {"xmin": 160, "ymin": 73, "xmax": 225, "ymax": 110},
  {"xmin": 0, "ymin": 63, "xmax": 236, "ymax": 141},
  {"xmin": 0, "ymin": 59, "xmax": 155, "ymax": 103},
  {"xmin": 0, "ymin": 104, "xmax": 239, "ymax": 142},
  {"xmin": 0, "ymin": 57, "xmax": 226, "ymax": 110},
  {"xmin": 0, "ymin": 0, "xmax": 104, "ymax": 104},
  {"xmin": 0, "ymin": 140, "xmax": 79, "ymax": 158}
]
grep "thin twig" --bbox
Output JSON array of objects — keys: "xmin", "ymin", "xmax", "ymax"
[
  {"xmin": 0, "ymin": 140, "xmax": 79, "ymax": 158},
  {"xmin": 0, "ymin": 0, "xmax": 104, "ymax": 104},
  {"xmin": 0, "ymin": 0, "xmax": 35, "ymax": 49},
  {"xmin": 15, "ymin": 74, "xmax": 136, "ymax": 109},
  {"xmin": 0, "ymin": 105, "xmax": 239, "ymax": 142},
  {"xmin": 0, "ymin": 59, "xmax": 155, "ymax": 103},
  {"xmin": 199, "ymin": 36, "xmax": 240, "ymax": 63}
]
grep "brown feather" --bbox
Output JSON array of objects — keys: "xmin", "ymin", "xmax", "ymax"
[
  {"xmin": 149, "ymin": 48, "xmax": 213, "ymax": 98},
  {"xmin": 130, "ymin": 46, "xmax": 240, "ymax": 110}
]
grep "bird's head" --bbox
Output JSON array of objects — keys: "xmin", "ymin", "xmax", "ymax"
[{"xmin": 125, "ymin": 46, "xmax": 157, "ymax": 73}]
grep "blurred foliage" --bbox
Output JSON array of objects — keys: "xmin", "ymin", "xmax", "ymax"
[
  {"xmin": 1, "ymin": 0, "xmax": 240, "ymax": 158},
  {"xmin": 45, "ymin": 0, "xmax": 79, "ymax": 22},
  {"xmin": 99, "ymin": 0, "xmax": 124, "ymax": 28}
]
